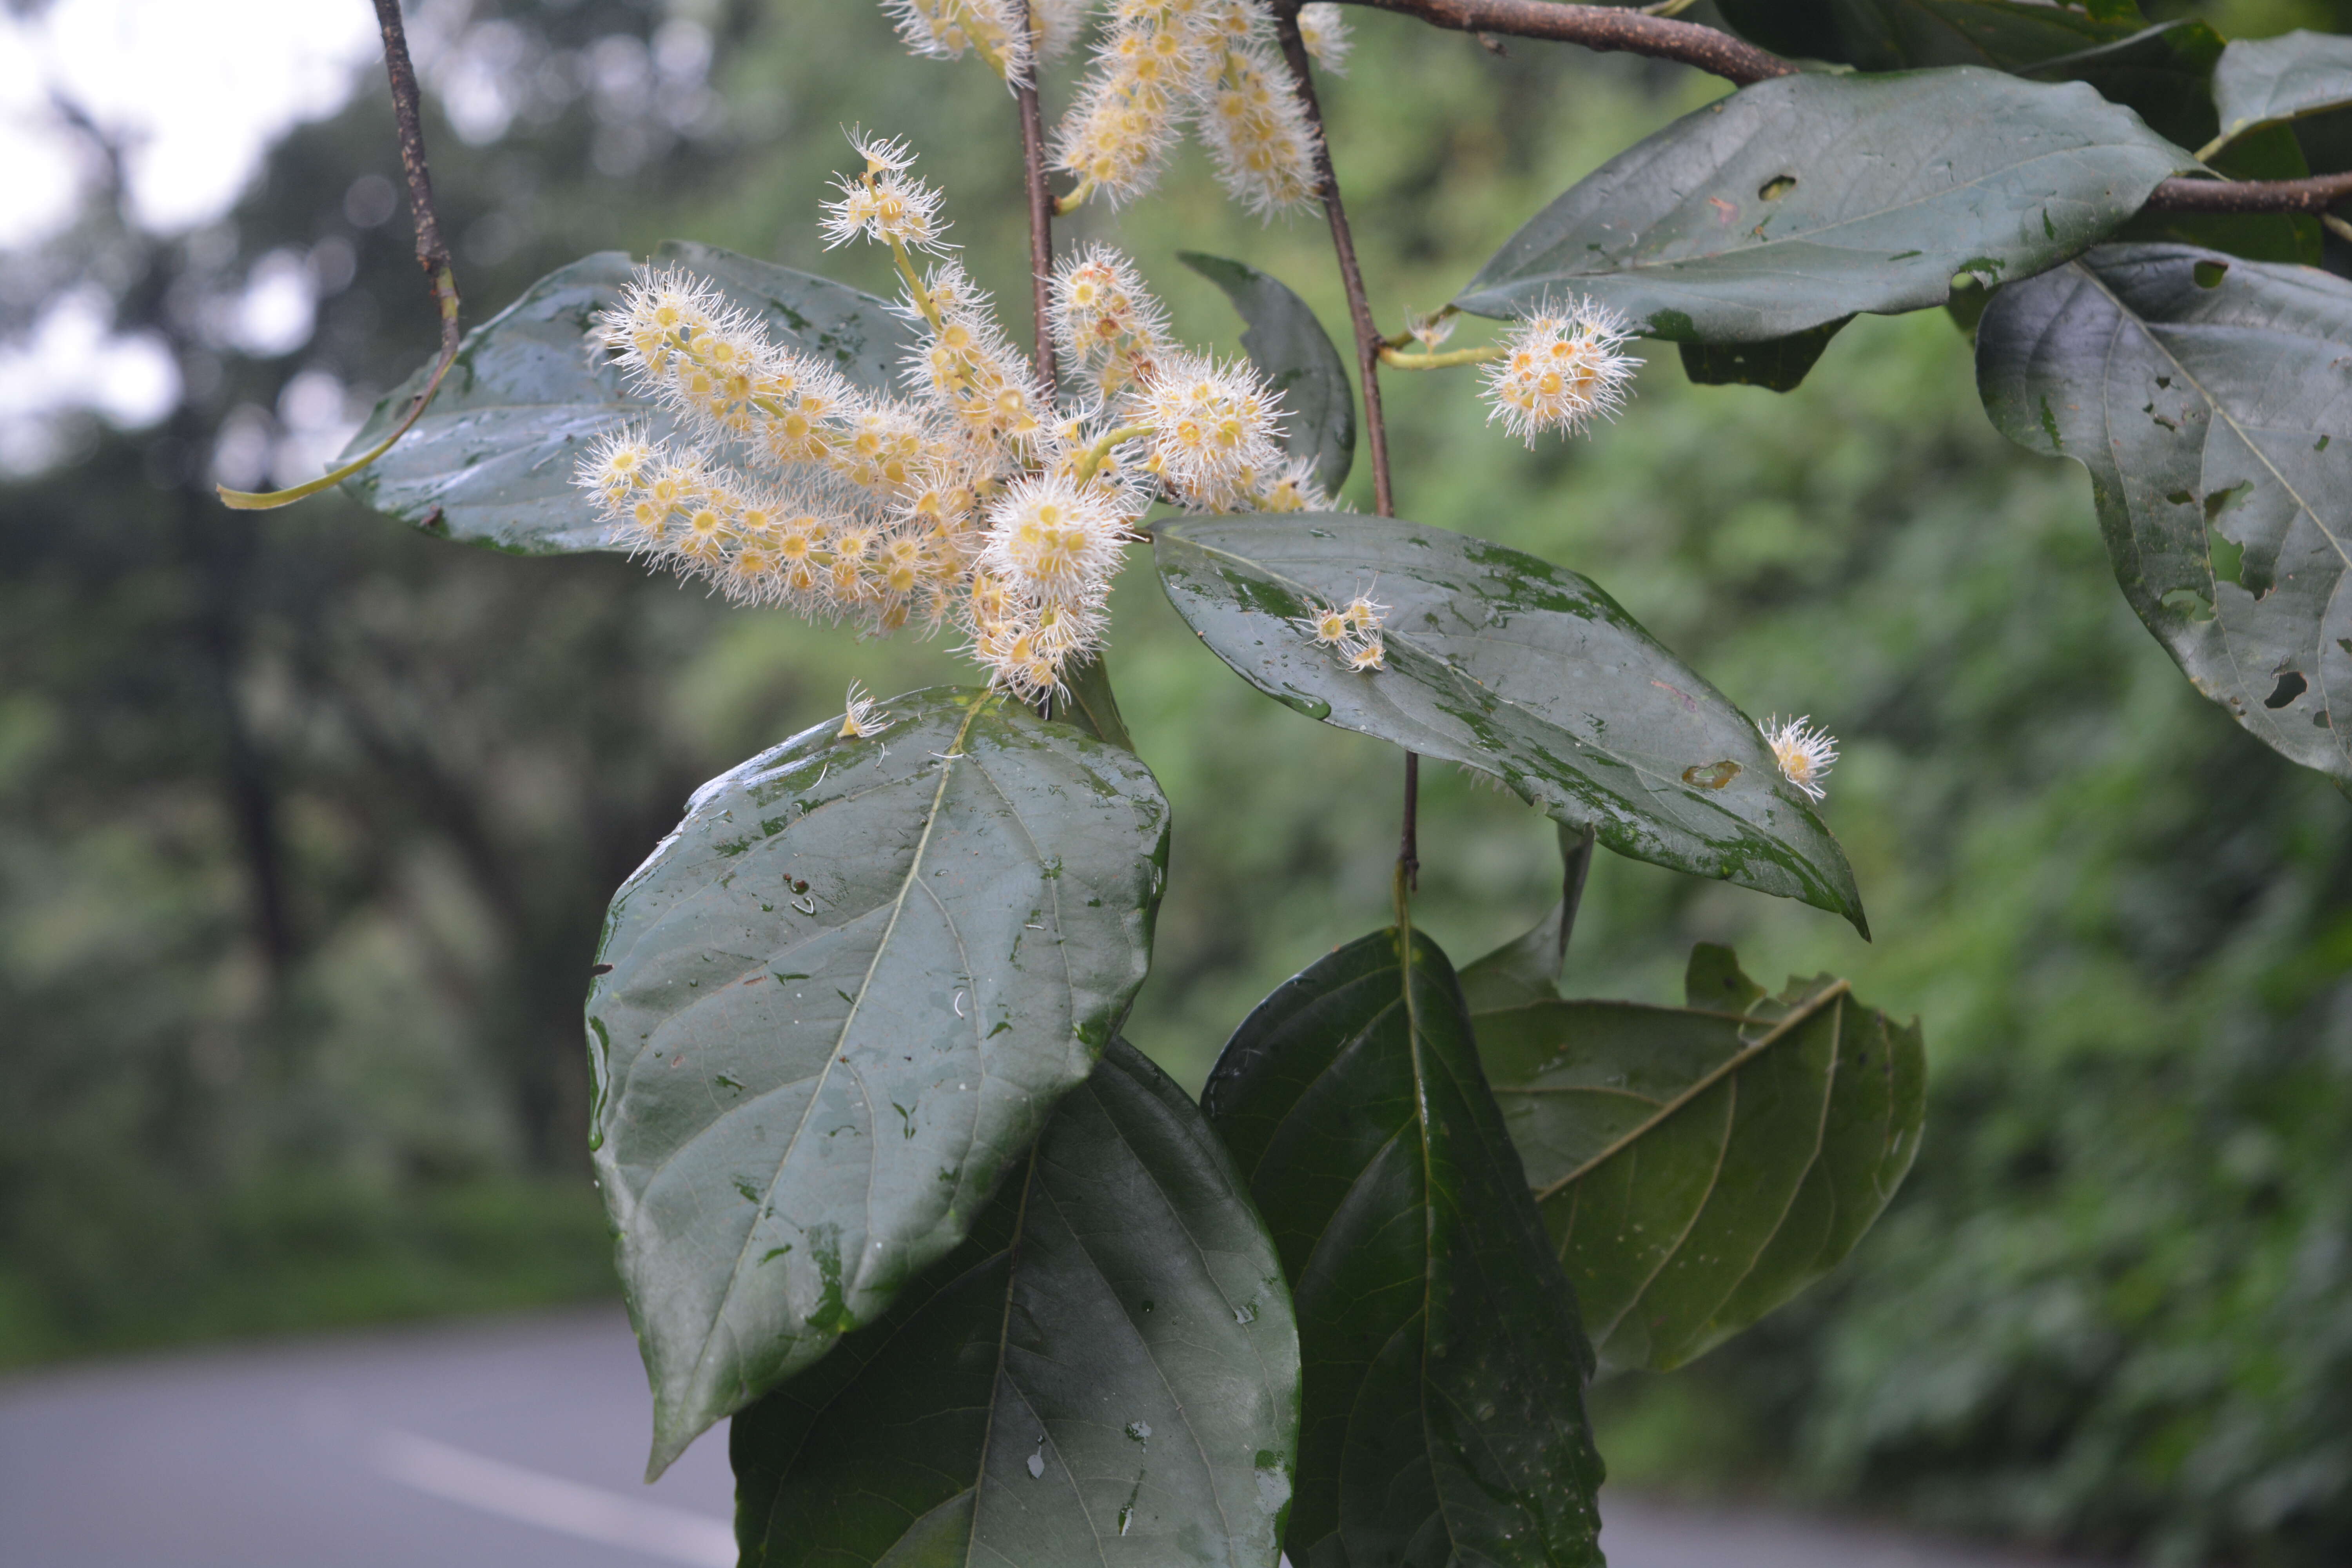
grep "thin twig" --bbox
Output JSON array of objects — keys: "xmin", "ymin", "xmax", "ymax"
[
  {"xmin": 219, "ymin": 0, "xmax": 460, "ymax": 509},
  {"xmin": 1337, "ymin": 0, "xmax": 1793, "ymax": 85},
  {"xmin": 1272, "ymin": 2, "xmax": 1417, "ymax": 888},
  {"xmin": 1018, "ymin": 9, "xmax": 1061, "ymax": 724},
  {"xmin": 1015, "ymin": 28, "xmax": 1058, "ymax": 394},
  {"xmin": 1348, "ymin": 0, "xmax": 2352, "ymax": 218},
  {"xmin": 2142, "ymin": 169, "xmax": 2352, "ymax": 214},
  {"xmin": 1271, "ymin": 7, "xmax": 1393, "ymax": 519}
]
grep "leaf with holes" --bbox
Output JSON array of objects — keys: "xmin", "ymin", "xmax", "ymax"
[
  {"xmin": 1152, "ymin": 512, "xmax": 1865, "ymax": 931},
  {"xmin": 732, "ymin": 1040, "xmax": 1298, "ymax": 1568},
  {"xmin": 2210, "ymin": 30, "xmax": 2352, "ymax": 152},
  {"xmin": 1180, "ymin": 251, "xmax": 1356, "ymax": 493},
  {"xmin": 1466, "ymin": 938, "xmax": 1925, "ymax": 1372},
  {"xmin": 1204, "ymin": 927, "xmax": 1604, "ymax": 1568},
  {"xmin": 1455, "ymin": 67, "xmax": 2190, "ymax": 342},
  {"xmin": 588, "ymin": 688, "xmax": 1169, "ymax": 1476},
  {"xmin": 1976, "ymin": 243, "xmax": 2352, "ymax": 782},
  {"xmin": 339, "ymin": 241, "xmax": 913, "ymax": 553}
]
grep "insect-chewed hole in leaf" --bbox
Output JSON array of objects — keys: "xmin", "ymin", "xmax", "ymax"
[
  {"xmin": 2207, "ymin": 525, "xmax": 2247, "ymax": 587},
  {"xmin": 2265, "ymin": 671, "xmax": 2309, "ymax": 709},
  {"xmin": 2205, "ymin": 482, "xmax": 2251, "ymax": 524},
  {"xmin": 2194, "ymin": 259, "xmax": 2231, "ymax": 288},
  {"xmin": 1757, "ymin": 174, "xmax": 1797, "ymax": 201},
  {"xmin": 1682, "ymin": 759, "xmax": 1742, "ymax": 789},
  {"xmin": 2160, "ymin": 588, "xmax": 2217, "ymax": 622}
]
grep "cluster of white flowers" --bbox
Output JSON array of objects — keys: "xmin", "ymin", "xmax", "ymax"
[
  {"xmin": 880, "ymin": 0, "xmax": 1089, "ymax": 82},
  {"xmin": 1050, "ymin": 0, "xmax": 1346, "ymax": 216},
  {"xmin": 576, "ymin": 136, "xmax": 1330, "ymax": 704},
  {"xmin": 1298, "ymin": 584, "xmax": 1387, "ymax": 672},
  {"xmin": 1482, "ymin": 298, "xmax": 1641, "ymax": 445}
]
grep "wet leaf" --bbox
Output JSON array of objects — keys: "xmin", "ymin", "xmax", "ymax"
[
  {"xmin": 1976, "ymin": 243, "xmax": 2352, "ymax": 783},
  {"xmin": 1455, "ymin": 68, "xmax": 2191, "ymax": 342},
  {"xmin": 733, "ymin": 1040, "xmax": 1298, "ymax": 1568},
  {"xmin": 2210, "ymin": 30, "xmax": 2352, "ymax": 152},
  {"xmin": 1204, "ymin": 927, "xmax": 1604, "ymax": 1568},
  {"xmin": 588, "ymin": 688, "xmax": 1169, "ymax": 1475},
  {"xmin": 1180, "ymin": 251, "xmax": 1357, "ymax": 492},
  {"xmin": 339, "ymin": 241, "xmax": 913, "ymax": 553},
  {"xmin": 1466, "ymin": 937, "xmax": 1926, "ymax": 1372},
  {"xmin": 1152, "ymin": 512, "xmax": 1865, "ymax": 931}
]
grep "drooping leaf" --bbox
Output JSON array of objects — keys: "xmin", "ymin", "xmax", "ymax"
[
  {"xmin": 1976, "ymin": 243, "xmax": 2352, "ymax": 782},
  {"xmin": 732, "ymin": 1040, "xmax": 1299, "ymax": 1568},
  {"xmin": 339, "ymin": 241, "xmax": 913, "ymax": 553},
  {"xmin": 1180, "ymin": 250, "xmax": 1357, "ymax": 492},
  {"xmin": 1152, "ymin": 512, "xmax": 1866, "ymax": 931},
  {"xmin": 1204, "ymin": 927, "xmax": 1605, "ymax": 1568},
  {"xmin": 2210, "ymin": 30, "xmax": 2352, "ymax": 152},
  {"xmin": 1454, "ymin": 67, "xmax": 2192, "ymax": 343},
  {"xmin": 1679, "ymin": 316, "xmax": 1851, "ymax": 392},
  {"xmin": 1468, "ymin": 938, "xmax": 1925, "ymax": 1372},
  {"xmin": 588, "ymin": 688, "xmax": 1169, "ymax": 1476}
]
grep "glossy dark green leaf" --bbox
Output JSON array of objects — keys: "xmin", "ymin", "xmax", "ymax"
[
  {"xmin": 1679, "ymin": 316, "xmax": 1851, "ymax": 392},
  {"xmin": 1976, "ymin": 243, "xmax": 2352, "ymax": 782},
  {"xmin": 1468, "ymin": 938, "xmax": 1925, "ymax": 1372},
  {"xmin": 2210, "ymin": 30, "xmax": 2352, "ymax": 152},
  {"xmin": 1455, "ymin": 67, "xmax": 2191, "ymax": 343},
  {"xmin": 588, "ymin": 688, "xmax": 1170, "ymax": 1476},
  {"xmin": 340, "ymin": 241, "xmax": 913, "ymax": 553},
  {"xmin": 1715, "ymin": 0, "xmax": 2227, "ymax": 142},
  {"xmin": 1152, "ymin": 512, "xmax": 1866, "ymax": 931},
  {"xmin": 1180, "ymin": 251, "xmax": 1357, "ymax": 492},
  {"xmin": 732, "ymin": 1039, "xmax": 1298, "ymax": 1568},
  {"xmin": 1713, "ymin": 0, "xmax": 2153, "ymax": 74},
  {"xmin": 1204, "ymin": 927, "xmax": 1604, "ymax": 1568}
]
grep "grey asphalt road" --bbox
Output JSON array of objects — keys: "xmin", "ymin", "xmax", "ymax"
[{"xmin": 0, "ymin": 1306, "xmax": 2103, "ymax": 1568}]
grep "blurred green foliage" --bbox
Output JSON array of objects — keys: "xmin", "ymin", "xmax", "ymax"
[{"xmin": 5, "ymin": 0, "xmax": 2352, "ymax": 1563}]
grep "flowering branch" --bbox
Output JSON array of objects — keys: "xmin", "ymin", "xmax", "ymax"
[
  {"xmin": 1016, "ymin": 7, "xmax": 1059, "ymax": 394},
  {"xmin": 1270, "ymin": 2, "xmax": 1420, "ymax": 888},
  {"xmin": 219, "ymin": 0, "xmax": 461, "ymax": 510},
  {"xmin": 1341, "ymin": 0, "xmax": 2352, "ymax": 220}
]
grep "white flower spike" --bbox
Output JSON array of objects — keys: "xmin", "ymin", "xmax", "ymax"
[{"xmin": 1763, "ymin": 714, "xmax": 1838, "ymax": 802}]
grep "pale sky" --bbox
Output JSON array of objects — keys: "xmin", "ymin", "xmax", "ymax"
[
  {"xmin": 0, "ymin": 0, "xmax": 430, "ymax": 472},
  {"xmin": 0, "ymin": 0, "xmax": 387, "ymax": 247}
]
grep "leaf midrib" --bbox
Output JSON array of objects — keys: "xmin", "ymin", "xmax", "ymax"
[{"xmin": 681, "ymin": 695, "xmax": 993, "ymax": 1404}]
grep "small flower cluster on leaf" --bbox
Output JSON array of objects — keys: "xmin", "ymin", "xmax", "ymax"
[{"xmin": 575, "ymin": 134, "xmax": 1329, "ymax": 705}]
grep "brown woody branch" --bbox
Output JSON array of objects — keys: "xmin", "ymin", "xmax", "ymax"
[
  {"xmin": 1340, "ymin": 0, "xmax": 2352, "ymax": 218},
  {"xmin": 1336, "ymin": 0, "xmax": 1794, "ymax": 85},
  {"xmin": 371, "ymin": 0, "xmax": 459, "ymax": 363},
  {"xmin": 2141, "ymin": 169, "xmax": 2352, "ymax": 214},
  {"xmin": 1272, "ymin": 4, "xmax": 1420, "ymax": 889},
  {"xmin": 221, "ymin": 0, "xmax": 460, "ymax": 507}
]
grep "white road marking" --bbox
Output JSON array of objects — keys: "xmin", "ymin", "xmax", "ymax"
[{"xmin": 371, "ymin": 1428, "xmax": 734, "ymax": 1568}]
